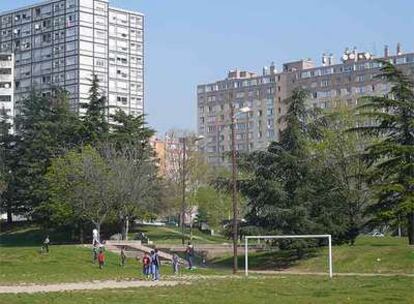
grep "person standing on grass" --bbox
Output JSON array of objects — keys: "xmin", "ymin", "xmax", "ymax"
[
  {"xmin": 172, "ymin": 253, "xmax": 180, "ymax": 275},
  {"xmin": 42, "ymin": 235, "xmax": 50, "ymax": 253},
  {"xmin": 92, "ymin": 239, "xmax": 99, "ymax": 263},
  {"xmin": 151, "ymin": 249, "xmax": 161, "ymax": 281},
  {"xmin": 185, "ymin": 242, "xmax": 194, "ymax": 270},
  {"xmin": 120, "ymin": 246, "xmax": 127, "ymax": 267},
  {"xmin": 142, "ymin": 252, "xmax": 151, "ymax": 279},
  {"xmin": 98, "ymin": 249, "xmax": 105, "ymax": 269}
]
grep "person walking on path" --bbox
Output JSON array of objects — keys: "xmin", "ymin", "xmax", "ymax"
[
  {"xmin": 98, "ymin": 249, "xmax": 105, "ymax": 269},
  {"xmin": 141, "ymin": 252, "xmax": 151, "ymax": 279},
  {"xmin": 42, "ymin": 235, "xmax": 50, "ymax": 253},
  {"xmin": 172, "ymin": 253, "xmax": 180, "ymax": 275},
  {"xmin": 185, "ymin": 242, "xmax": 194, "ymax": 270},
  {"xmin": 120, "ymin": 246, "xmax": 127, "ymax": 267}
]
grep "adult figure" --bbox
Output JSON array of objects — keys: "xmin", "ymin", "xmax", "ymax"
[
  {"xmin": 151, "ymin": 249, "xmax": 161, "ymax": 281},
  {"xmin": 185, "ymin": 242, "xmax": 194, "ymax": 270},
  {"xmin": 42, "ymin": 235, "xmax": 50, "ymax": 253}
]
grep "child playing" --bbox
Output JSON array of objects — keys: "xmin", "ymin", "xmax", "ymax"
[
  {"xmin": 120, "ymin": 246, "xmax": 127, "ymax": 267},
  {"xmin": 142, "ymin": 252, "xmax": 151, "ymax": 279},
  {"xmin": 98, "ymin": 249, "xmax": 105, "ymax": 269},
  {"xmin": 172, "ymin": 253, "xmax": 179, "ymax": 275}
]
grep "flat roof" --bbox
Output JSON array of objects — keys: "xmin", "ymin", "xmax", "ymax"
[
  {"xmin": 0, "ymin": 0, "xmax": 60, "ymax": 15},
  {"xmin": 0, "ymin": 0, "xmax": 143, "ymax": 17}
]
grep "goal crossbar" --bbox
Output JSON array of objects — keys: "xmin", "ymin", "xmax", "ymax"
[{"xmin": 244, "ymin": 234, "xmax": 333, "ymax": 278}]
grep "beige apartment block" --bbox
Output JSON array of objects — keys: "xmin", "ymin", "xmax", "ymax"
[{"xmin": 197, "ymin": 45, "xmax": 414, "ymax": 166}]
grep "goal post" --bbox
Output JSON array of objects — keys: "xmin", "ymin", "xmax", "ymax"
[{"xmin": 244, "ymin": 234, "xmax": 333, "ymax": 278}]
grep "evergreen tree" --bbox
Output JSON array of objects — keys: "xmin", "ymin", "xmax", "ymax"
[
  {"xmin": 81, "ymin": 75, "xmax": 109, "ymax": 144},
  {"xmin": 353, "ymin": 61, "xmax": 414, "ymax": 244},
  {"xmin": 7, "ymin": 90, "xmax": 82, "ymax": 218},
  {"xmin": 0, "ymin": 109, "xmax": 14, "ymax": 222},
  {"xmin": 240, "ymin": 88, "xmax": 315, "ymax": 235}
]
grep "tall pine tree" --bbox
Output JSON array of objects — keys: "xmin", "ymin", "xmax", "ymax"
[{"xmin": 353, "ymin": 61, "xmax": 414, "ymax": 244}]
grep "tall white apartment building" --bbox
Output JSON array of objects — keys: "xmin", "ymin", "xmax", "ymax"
[
  {"xmin": 0, "ymin": 53, "xmax": 14, "ymax": 124},
  {"xmin": 0, "ymin": 0, "xmax": 144, "ymax": 117}
]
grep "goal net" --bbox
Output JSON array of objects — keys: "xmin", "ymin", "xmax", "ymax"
[{"xmin": 244, "ymin": 234, "xmax": 333, "ymax": 278}]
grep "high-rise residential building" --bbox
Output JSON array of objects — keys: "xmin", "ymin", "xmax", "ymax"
[
  {"xmin": 0, "ymin": 0, "xmax": 144, "ymax": 118},
  {"xmin": 197, "ymin": 45, "xmax": 414, "ymax": 166},
  {"xmin": 0, "ymin": 53, "xmax": 14, "ymax": 125}
]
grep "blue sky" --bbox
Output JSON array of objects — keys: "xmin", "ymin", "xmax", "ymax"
[{"xmin": 1, "ymin": 0, "xmax": 413, "ymax": 134}]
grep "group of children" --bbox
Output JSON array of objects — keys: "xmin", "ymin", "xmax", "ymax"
[
  {"xmin": 141, "ymin": 249, "xmax": 161, "ymax": 281},
  {"xmin": 92, "ymin": 242, "xmax": 196, "ymax": 280}
]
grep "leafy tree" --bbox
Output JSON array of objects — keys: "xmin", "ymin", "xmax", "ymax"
[
  {"xmin": 352, "ymin": 61, "xmax": 414, "ymax": 244},
  {"xmin": 192, "ymin": 185, "xmax": 231, "ymax": 229},
  {"xmin": 101, "ymin": 143, "xmax": 161, "ymax": 240},
  {"xmin": 45, "ymin": 146, "xmax": 115, "ymax": 237}
]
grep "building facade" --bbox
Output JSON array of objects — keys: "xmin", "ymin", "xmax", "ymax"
[
  {"xmin": 0, "ymin": 0, "xmax": 144, "ymax": 118},
  {"xmin": 197, "ymin": 46, "xmax": 414, "ymax": 166},
  {"xmin": 0, "ymin": 53, "xmax": 14, "ymax": 125}
]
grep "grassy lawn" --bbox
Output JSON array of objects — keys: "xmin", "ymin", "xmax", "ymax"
[
  {"xmin": 212, "ymin": 237, "xmax": 414, "ymax": 274},
  {"xmin": 0, "ymin": 245, "xmax": 224, "ymax": 285},
  {"xmin": 129, "ymin": 225, "xmax": 228, "ymax": 245},
  {"xmin": 294, "ymin": 236, "xmax": 414, "ymax": 274},
  {"xmin": 1, "ymin": 276, "xmax": 413, "ymax": 304}
]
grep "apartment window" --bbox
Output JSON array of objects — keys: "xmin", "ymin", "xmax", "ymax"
[
  {"xmin": 0, "ymin": 82, "xmax": 12, "ymax": 89},
  {"xmin": 67, "ymin": 0, "xmax": 76, "ymax": 9},
  {"xmin": 42, "ymin": 33, "xmax": 52, "ymax": 43},
  {"xmin": 96, "ymin": 59, "xmax": 105, "ymax": 67},
  {"xmin": 35, "ymin": 8, "xmax": 41, "ymax": 16},
  {"xmin": 321, "ymin": 80, "xmax": 329, "ymax": 87},
  {"xmin": 42, "ymin": 75, "xmax": 51, "ymax": 84},
  {"xmin": 0, "ymin": 95, "xmax": 12, "ymax": 102},
  {"xmin": 0, "ymin": 69, "xmax": 12, "ymax": 75},
  {"xmin": 117, "ymin": 96, "xmax": 128, "ymax": 105}
]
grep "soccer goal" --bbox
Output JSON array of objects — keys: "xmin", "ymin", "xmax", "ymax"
[{"xmin": 244, "ymin": 234, "xmax": 333, "ymax": 278}]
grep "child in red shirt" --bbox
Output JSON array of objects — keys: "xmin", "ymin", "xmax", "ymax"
[
  {"xmin": 98, "ymin": 249, "xmax": 105, "ymax": 269},
  {"xmin": 142, "ymin": 253, "xmax": 151, "ymax": 279}
]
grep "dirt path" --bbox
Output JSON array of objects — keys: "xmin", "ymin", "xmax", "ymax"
[
  {"xmin": 0, "ymin": 279, "xmax": 186, "ymax": 294},
  {"xmin": 2, "ymin": 272, "xmax": 412, "ymax": 294}
]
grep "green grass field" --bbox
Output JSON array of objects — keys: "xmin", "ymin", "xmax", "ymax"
[
  {"xmin": 212, "ymin": 237, "xmax": 414, "ymax": 274},
  {"xmin": 0, "ymin": 244, "xmax": 223, "ymax": 285},
  {"xmin": 1, "ymin": 276, "xmax": 413, "ymax": 304},
  {"xmin": 129, "ymin": 225, "xmax": 228, "ymax": 245},
  {"xmin": 1, "ymin": 225, "xmax": 413, "ymax": 303}
]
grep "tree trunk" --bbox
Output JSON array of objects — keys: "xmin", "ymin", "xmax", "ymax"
[
  {"xmin": 408, "ymin": 212, "xmax": 414, "ymax": 245},
  {"xmin": 125, "ymin": 216, "xmax": 129, "ymax": 241},
  {"xmin": 79, "ymin": 225, "xmax": 84, "ymax": 244},
  {"xmin": 6, "ymin": 208, "xmax": 12, "ymax": 224}
]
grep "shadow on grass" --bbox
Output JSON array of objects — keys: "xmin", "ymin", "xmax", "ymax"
[
  {"xmin": 210, "ymin": 248, "xmax": 319, "ymax": 271},
  {"xmin": 0, "ymin": 223, "xmax": 76, "ymax": 247}
]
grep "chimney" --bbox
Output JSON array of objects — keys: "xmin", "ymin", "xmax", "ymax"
[
  {"xmin": 384, "ymin": 45, "xmax": 389, "ymax": 58},
  {"xmin": 270, "ymin": 62, "xmax": 276, "ymax": 74},
  {"xmin": 396, "ymin": 42, "xmax": 402, "ymax": 55},
  {"xmin": 328, "ymin": 53, "xmax": 334, "ymax": 66},
  {"xmin": 322, "ymin": 53, "xmax": 328, "ymax": 66}
]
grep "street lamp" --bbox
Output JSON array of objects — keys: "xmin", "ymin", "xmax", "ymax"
[
  {"xmin": 180, "ymin": 135, "xmax": 204, "ymax": 246},
  {"xmin": 230, "ymin": 105, "xmax": 251, "ymax": 274}
]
